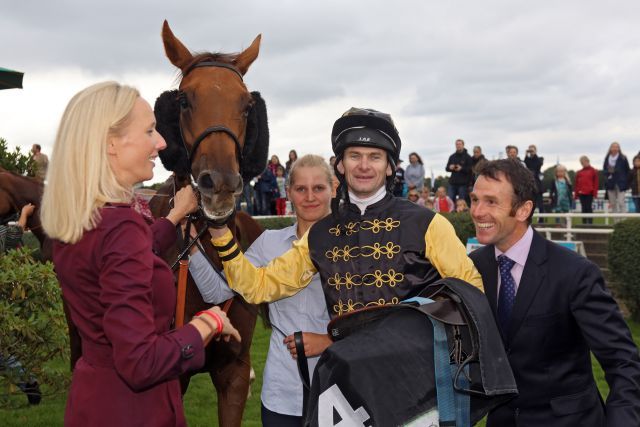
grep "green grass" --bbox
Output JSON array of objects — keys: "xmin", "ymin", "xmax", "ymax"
[{"xmin": 2, "ymin": 321, "xmax": 639, "ymax": 426}]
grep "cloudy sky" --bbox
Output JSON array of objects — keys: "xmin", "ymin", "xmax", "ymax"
[{"xmin": 2, "ymin": 1, "xmax": 640, "ymax": 184}]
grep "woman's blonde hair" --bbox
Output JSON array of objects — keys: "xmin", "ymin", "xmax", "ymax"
[
  {"xmin": 286, "ymin": 154, "xmax": 334, "ymax": 188},
  {"xmin": 41, "ymin": 81, "xmax": 140, "ymax": 243}
]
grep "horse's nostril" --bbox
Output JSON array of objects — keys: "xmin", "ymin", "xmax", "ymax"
[{"xmin": 198, "ymin": 173, "xmax": 214, "ymax": 190}]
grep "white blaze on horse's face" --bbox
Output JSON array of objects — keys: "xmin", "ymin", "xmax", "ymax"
[{"xmin": 161, "ymin": 20, "xmax": 261, "ymax": 220}]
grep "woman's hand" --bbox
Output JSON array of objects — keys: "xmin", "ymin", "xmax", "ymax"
[
  {"xmin": 166, "ymin": 186, "xmax": 198, "ymax": 225},
  {"xmin": 202, "ymin": 306, "xmax": 241, "ymax": 342},
  {"xmin": 283, "ymin": 332, "xmax": 332, "ymax": 359}
]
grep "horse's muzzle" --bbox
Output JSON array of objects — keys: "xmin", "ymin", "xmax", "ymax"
[{"xmin": 196, "ymin": 170, "xmax": 243, "ymax": 221}]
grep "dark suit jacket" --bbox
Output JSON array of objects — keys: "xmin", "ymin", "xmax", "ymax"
[{"xmin": 470, "ymin": 231, "xmax": 640, "ymax": 426}]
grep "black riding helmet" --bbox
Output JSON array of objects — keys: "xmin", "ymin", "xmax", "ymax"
[
  {"xmin": 331, "ymin": 107, "xmax": 401, "ymax": 168},
  {"xmin": 330, "ymin": 108, "xmax": 402, "ymax": 216}
]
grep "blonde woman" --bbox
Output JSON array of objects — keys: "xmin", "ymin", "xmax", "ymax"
[
  {"xmin": 41, "ymin": 82, "xmax": 239, "ymax": 427},
  {"xmin": 186, "ymin": 155, "xmax": 334, "ymax": 426}
]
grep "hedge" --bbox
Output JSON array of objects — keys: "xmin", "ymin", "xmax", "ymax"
[
  {"xmin": 0, "ymin": 248, "xmax": 69, "ymax": 407},
  {"xmin": 609, "ymin": 218, "xmax": 640, "ymax": 321}
]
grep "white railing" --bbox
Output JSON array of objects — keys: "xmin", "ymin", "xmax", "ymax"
[{"xmin": 533, "ymin": 213, "xmax": 639, "ymax": 241}]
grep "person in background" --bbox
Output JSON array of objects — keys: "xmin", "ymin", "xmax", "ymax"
[
  {"xmin": 407, "ymin": 188, "xmax": 420, "ymax": 203},
  {"xmin": 417, "ymin": 186, "xmax": 431, "ymax": 207},
  {"xmin": 574, "ymin": 155, "xmax": 599, "ymax": 224},
  {"xmin": 446, "ymin": 139, "xmax": 472, "ymax": 203},
  {"xmin": 629, "ymin": 155, "xmax": 640, "ymax": 213},
  {"xmin": 471, "ymin": 145, "xmax": 487, "ymax": 184},
  {"xmin": 0, "ymin": 203, "xmax": 35, "ymax": 253},
  {"xmin": 603, "ymin": 141, "xmax": 630, "ymax": 214},
  {"xmin": 285, "ymin": 149, "xmax": 298, "ymax": 176},
  {"xmin": 433, "ymin": 186, "xmax": 454, "ymax": 213},
  {"xmin": 30, "ymin": 144, "xmax": 49, "ymax": 182},
  {"xmin": 469, "ymin": 159, "xmax": 640, "ymax": 426},
  {"xmin": 0, "ymin": 203, "xmax": 41, "ymax": 405},
  {"xmin": 275, "ymin": 165, "xmax": 287, "ymax": 215},
  {"xmin": 187, "ymin": 155, "xmax": 334, "ymax": 426},
  {"xmin": 254, "ymin": 166, "xmax": 278, "ymax": 215},
  {"xmin": 505, "ymin": 145, "xmax": 526, "ymax": 167},
  {"xmin": 404, "ymin": 152, "xmax": 425, "ymax": 192},
  {"xmin": 393, "ymin": 159, "xmax": 406, "ymax": 197},
  {"xmin": 549, "ymin": 164, "xmax": 572, "ymax": 225},
  {"xmin": 524, "ymin": 144, "xmax": 544, "ymax": 218},
  {"xmin": 40, "ymin": 82, "xmax": 240, "ymax": 427},
  {"xmin": 268, "ymin": 154, "xmax": 282, "ymax": 176},
  {"xmin": 455, "ymin": 198, "xmax": 469, "ymax": 213}
]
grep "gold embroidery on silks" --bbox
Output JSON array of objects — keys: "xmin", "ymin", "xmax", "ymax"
[
  {"xmin": 325, "ymin": 245, "xmax": 360, "ymax": 262},
  {"xmin": 328, "ymin": 272, "xmax": 362, "ymax": 290},
  {"xmin": 360, "ymin": 218, "xmax": 400, "ymax": 233},
  {"xmin": 360, "ymin": 242, "xmax": 400, "ymax": 260},
  {"xmin": 327, "ymin": 269, "xmax": 404, "ymax": 290},
  {"xmin": 362, "ymin": 269, "xmax": 404, "ymax": 288},
  {"xmin": 333, "ymin": 296, "xmax": 401, "ymax": 316},
  {"xmin": 329, "ymin": 221, "xmax": 361, "ymax": 237},
  {"xmin": 328, "ymin": 218, "xmax": 398, "ymax": 237}
]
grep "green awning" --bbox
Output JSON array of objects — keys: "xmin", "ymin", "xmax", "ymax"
[{"xmin": 0, "ymin": 67, "xmax": 24, "ymax": 90}]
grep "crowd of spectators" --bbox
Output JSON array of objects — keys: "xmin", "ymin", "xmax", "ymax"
[{"xmin": 238, "ymin": 140, "xmax": 640, "ymax": 218}]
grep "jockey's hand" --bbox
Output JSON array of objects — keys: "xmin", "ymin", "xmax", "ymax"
[
  {"xmin": 208, "ymin": 226, "xmax": 230, "ymax": 240},
  {"xmin": 283, "ymin": 333, "xmax": 332, "ymax": 359},
  {"xmin": 167, "ymin": 186, "xmax": 198, "ymax": 225}
]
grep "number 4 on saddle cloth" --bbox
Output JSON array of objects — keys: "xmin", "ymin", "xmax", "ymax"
[{"xmin": 303, "ymin": 278, "xmax": 518, "ymax": 427}]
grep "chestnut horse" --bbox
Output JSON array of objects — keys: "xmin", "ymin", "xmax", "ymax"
[{"xmin": 149, "ymin": 21, "xmax": 269, "ymax": 426}]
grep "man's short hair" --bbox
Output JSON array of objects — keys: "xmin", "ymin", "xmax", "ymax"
[
  {"xmin": 455, "ymin": 139, "xmax": 465, "ymax": 146},
  {"xmin": 476, "ymin": 159, "xmax": 537, "ymax": 224},
  {"xmin": 505, "ymin": 145, "xmax": 518, "ymax": 154},
  {"xmin": 33, "ymin": 144, "xmax": 41, "ymax": 151}
]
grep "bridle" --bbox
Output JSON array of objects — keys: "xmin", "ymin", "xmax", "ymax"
[{"xmin": 178, "ymin": 61, "xmax": 246, "ymax": 176}]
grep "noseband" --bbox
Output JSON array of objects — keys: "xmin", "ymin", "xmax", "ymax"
[{"xmin": 179, "ymin": 61, "xmax": 245, "ymax": 175}]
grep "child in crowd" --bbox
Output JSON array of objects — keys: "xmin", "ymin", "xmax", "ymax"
[
  {"xmin": 550, "ymin": 164, "xmax": 573, "ymax": 224},
  {"xmin": 275, "ymin": 165, "xmax": 287, "ymax": 215},
  {"xmin": 407, "ymin": 189, "xmax": 420, "ymax": 203},
  {"xmin": 433, "ymin": 186, "xmax": 454, "ymax": 213},
  {"xmin": 455, "ymin": 199, "xmax": 469, "ymax": 213}
]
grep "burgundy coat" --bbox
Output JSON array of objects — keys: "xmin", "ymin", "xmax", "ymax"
[{"xmin": 54, "ymin": 204, "xmax": 205, "ymax": 427}]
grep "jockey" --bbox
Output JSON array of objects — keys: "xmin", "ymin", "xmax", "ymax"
[{"xmin": 208, "ymin": 107, "xmax": 483, "ymax": 317}]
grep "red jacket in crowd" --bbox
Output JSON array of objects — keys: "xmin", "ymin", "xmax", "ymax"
[{"xmin": 574, "ymin": 165, "xmax": 599, "ymax": 198}]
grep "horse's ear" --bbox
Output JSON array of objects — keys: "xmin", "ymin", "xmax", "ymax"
[
  {"xmin": 162, "ymin": 20, "xmax": 193, "ymax": 71},
  {"xmin": 154, "ymin": 90, "xmax": 190, "ymax": 177},
  {"xmin": 234, "ymin": 35, "xmax": 261, "ymax": 76},
  {"xmin": 242, "ymin": 91, "xmax": 269, "ymax": 183}
]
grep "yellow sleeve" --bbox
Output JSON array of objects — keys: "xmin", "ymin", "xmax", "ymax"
[
  {"xmin": 211, "ymin": 229, "xmax": 317, "ymax": 303},
  {"xmin": 424, "ymin": 214, "xmax": 484, "ymax": 292}
]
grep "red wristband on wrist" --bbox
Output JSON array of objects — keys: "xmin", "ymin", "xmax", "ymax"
[{"xmin": 196, "ymin": 310, "xmax": 224, "ymax": 336}]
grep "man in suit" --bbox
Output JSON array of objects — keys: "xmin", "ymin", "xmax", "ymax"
[{"xmin": 469, "ymin": 159, "xmax": 640, "ymax": 426}]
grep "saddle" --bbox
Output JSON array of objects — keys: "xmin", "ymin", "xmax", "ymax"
[{"xmin": 302, "ymin": 278, "xmax": 518, "ymax": 427}]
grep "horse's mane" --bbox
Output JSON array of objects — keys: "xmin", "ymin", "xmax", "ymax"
[{"xmin": 182, "ymin": 52, "xmax": 241, "ymax": 77}]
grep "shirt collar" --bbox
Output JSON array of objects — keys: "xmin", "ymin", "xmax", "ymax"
[
  {"xmin": 494, "ymin": 225, "xmax": 533, "ymax": 268},
  {"xmin": 348, "ymin": 186, "xmax": 387, "ymax": 214}
]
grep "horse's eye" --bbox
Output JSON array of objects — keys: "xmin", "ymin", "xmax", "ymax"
[{"xmin": 178, "ymin": 93, "xmax": 190, "ymax": 110}]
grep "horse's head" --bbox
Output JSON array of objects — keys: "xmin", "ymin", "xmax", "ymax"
[{"xmin": 155, "ymin": 20, "xmax": 269, "ymax": 222}]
